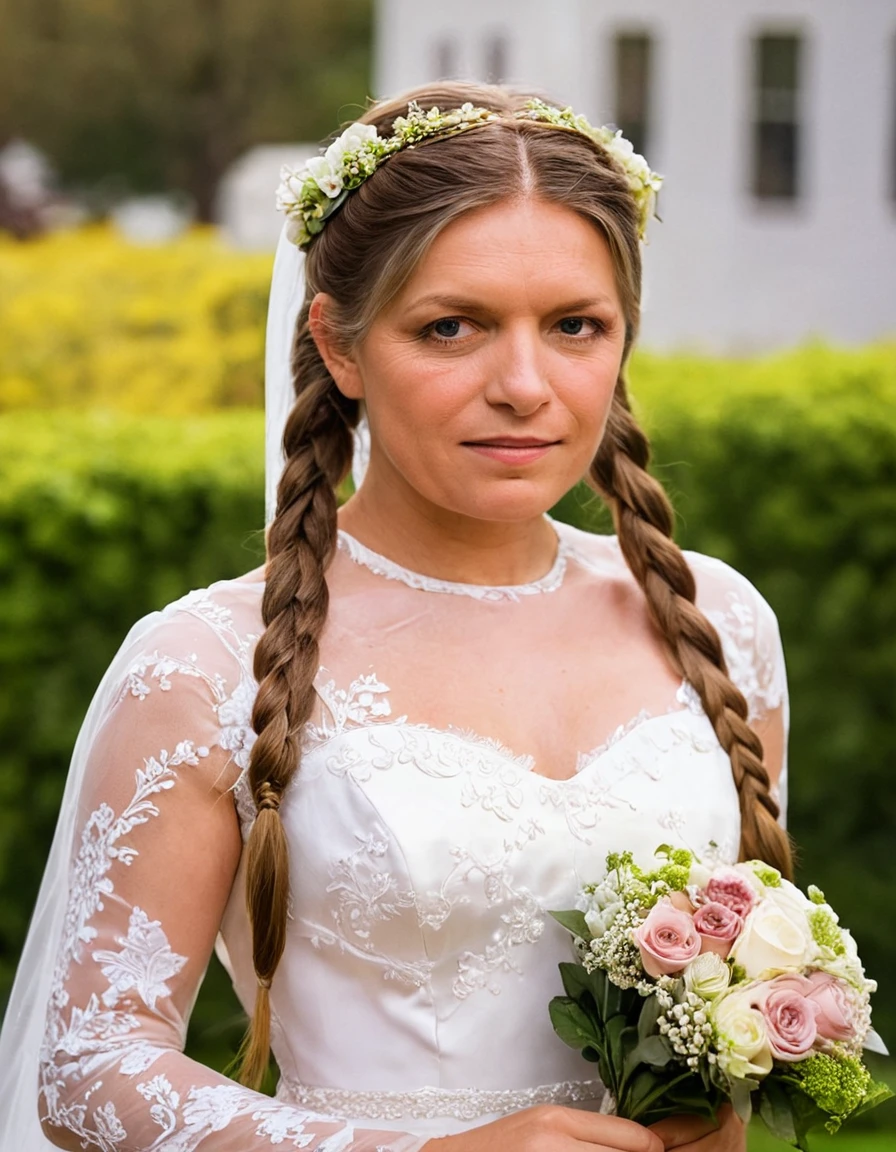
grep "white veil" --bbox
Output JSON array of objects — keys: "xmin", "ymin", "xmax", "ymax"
[
  {"xmin": 0, "ymin": 221, "xmax": 369, "ymax": 1149},
  {"xmin": 265, "ymin": 223, "xmax": 369, "ymax": 523}
]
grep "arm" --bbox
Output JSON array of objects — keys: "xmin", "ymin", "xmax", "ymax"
[{"xmin": 39, "ymin": 614, "xmax": 425, "ymax": 1152}]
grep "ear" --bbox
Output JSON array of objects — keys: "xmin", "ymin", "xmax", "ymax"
[{"xmin": 308, "ymin": 293, "xmax": 365, "ymax": 400}]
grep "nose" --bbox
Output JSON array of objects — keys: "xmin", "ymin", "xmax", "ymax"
[{"xmin": 483, "ymin": 322, "xmax": 552, "ymax": 416}]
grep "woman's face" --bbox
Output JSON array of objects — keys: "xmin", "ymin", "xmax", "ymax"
[{"xmin": 317, "ymin": 197, "xmax": 628, "ymax": 525}]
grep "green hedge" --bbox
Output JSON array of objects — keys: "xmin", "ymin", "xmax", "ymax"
[
  {"xmin": 1, "ymin": 346, "xmax": 895, "ymax": 1104},
  {"xmin": 0, "ymin": 410, "xmax": 266, "ymax": 1065}
]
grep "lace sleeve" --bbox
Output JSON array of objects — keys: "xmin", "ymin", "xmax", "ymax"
[
  {"xmin": 38, "ymin": 607, "xmax": 426, "ymax": 1152},
  {"xmin": 688, "ymin": 553, "xmax": 790, "ymax": 822}
]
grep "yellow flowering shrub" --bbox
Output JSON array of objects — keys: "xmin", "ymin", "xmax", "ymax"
[{"xmin": 0, "ymin": 226, "xmax": 273, "ymax": 413}]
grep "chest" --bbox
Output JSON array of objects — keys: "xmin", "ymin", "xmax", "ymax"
[{"xmin": 275, "ymin": 708, "xmax": 741, "ymax": 987}]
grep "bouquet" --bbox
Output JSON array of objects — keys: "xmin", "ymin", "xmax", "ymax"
[{"xmin": 549, "ymin": 846, "xmax": 891, "ymax": 1148}]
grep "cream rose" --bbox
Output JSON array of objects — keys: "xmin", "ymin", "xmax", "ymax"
[
  {"xmin": 729, "ymin": 888, "xmax": 814, "ymax": 979},
  {"xmin": 711, "ymin": 990, "xmax": 773, "ymax": 1081},
  {"xmin": 683, "ymin": 951, "xmax": 731, "ymax": 1000}
]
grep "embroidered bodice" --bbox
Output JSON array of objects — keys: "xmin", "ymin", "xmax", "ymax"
[{"xmin": 37, "ymin": 521, "xmax": 788, "ymax": 1151}]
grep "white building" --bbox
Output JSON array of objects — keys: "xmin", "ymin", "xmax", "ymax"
[{"xmin": 375, "ymin": 0, "xmax": 896, "ymax": 353}]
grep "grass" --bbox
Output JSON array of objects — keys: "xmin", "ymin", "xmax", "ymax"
[{"xmin": 748, "ymin": 1121, "xmax": 894, "ymax": 1151}]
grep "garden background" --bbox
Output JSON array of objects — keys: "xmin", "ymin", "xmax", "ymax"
[{"xmin": 1, "ymin": 2, "xmax": 895, "ymax": 1148}]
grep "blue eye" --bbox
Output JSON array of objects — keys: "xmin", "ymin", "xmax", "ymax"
[
  {"xmin": 559, "ymin": 317, "xmax": 587, "ymax": 336},
  {"xmin": 432, "ymin": 318, "xmax": 462, "ymax": 339}
]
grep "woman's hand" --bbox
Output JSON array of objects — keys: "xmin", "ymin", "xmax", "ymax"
[
  {"xmin": 422, "ymin": 1104, "xmax": 665, "ymax": 1152},
  {"xmin": 648, "ymin": 1105, "xmax": 745, "ymax": 1151}
]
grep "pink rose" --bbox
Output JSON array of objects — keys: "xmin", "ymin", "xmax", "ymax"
[
  {"xmin": 757, "ymin": 978, "xmax": 819, "ymax": 1062},
  {"xmin": 693, "ymin": 901, "xmax": 744, "ymax": 958},
  {"xmin": 805, "ymin": 970, "xmax": 859, "ymax": 1044},
  {"xmin": 633, "ymin": 898, "xmax": 701, "ymax": 978},
  {"xmin": 705, "ymin": 871, "xmax": 757, "ymax": 919}
]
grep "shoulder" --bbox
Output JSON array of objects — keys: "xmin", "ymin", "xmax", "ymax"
[
  {"xmin": 555, "ymin": 521, "xmax": 786, "ymax": 720},
  {"xmin": 96, "ymin": 577, "xmax": 264, "ymax": 740},
  {"xmin": 683, "ymin": 549, "xmax": 787, "ymax": 721}
]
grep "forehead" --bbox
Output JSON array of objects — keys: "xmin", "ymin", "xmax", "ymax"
[{"xmin": 392, "ymin": 198, "xmax": 620, "ymax": 311}]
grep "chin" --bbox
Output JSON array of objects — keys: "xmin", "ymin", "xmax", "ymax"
[{"xmin": 436, "ymin": 480, "xmax": 568, "ymax": 524}]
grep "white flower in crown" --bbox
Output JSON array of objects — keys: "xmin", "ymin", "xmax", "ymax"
[{"xmin": 276, "ymin": 97, "xmax": 663, "ymax": 248}]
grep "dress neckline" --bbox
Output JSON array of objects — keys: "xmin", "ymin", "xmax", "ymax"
[{"xmin": 335, "ymin": 520, "xmax": 570, "ymax": 602}]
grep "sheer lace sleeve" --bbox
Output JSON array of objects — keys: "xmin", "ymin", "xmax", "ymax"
[
  {"xmin": 688, "ymin": 553, "xmax": 790, "ymax": 822},
  {"xmin": 38, "ymin": 598, "xmax": 426, "ymax": 1152}
]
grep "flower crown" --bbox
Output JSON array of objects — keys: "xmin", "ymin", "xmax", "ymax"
[{"xmin": 276, "ymin": 97, "xmax": 663, "ymax": 249}]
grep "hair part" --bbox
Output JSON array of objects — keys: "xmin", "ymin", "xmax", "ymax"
[{"xmin": 237, "ymin": 80, "xmax": 792, "ymax": 1087}]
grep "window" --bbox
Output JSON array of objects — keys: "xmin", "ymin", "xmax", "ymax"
[
  {"xmin": 752, "ymin": 33, "xmax": 802, "ymax": 200},
  {"xmin": 613, "ymin": 33, "xmax": 652, "ymax": 158},
  {"xmin": 484, "ymin": 35, "xmax": 508, "ymax": 84},
  {"xmin": 433, "ymin": 37, "xmax": 458, "ymax": 80}
]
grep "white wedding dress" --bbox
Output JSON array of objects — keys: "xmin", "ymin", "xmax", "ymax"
[{"xmin": 24, "ymin": 518, "xmax": 787, "ymax": 1152}]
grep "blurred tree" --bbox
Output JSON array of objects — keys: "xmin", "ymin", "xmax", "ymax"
[{"xmin": 0, "ymin": 0, "xmax": 372, "ymax": 219}]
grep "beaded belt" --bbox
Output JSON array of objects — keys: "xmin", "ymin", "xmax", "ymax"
[{"xmin": 276, "ymin": 1077, "xmax": 606, "ymax": 1121}]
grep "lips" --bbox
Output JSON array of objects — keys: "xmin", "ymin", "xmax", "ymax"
[{"xmin": 463, "ymin": 437, "xmax": 559, "ymax": 447}]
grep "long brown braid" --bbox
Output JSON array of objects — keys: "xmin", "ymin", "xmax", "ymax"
[
  {"xmin": 237, "ymin": 79, "xmax": 791, "ymax": 1085},
  {"xmin": 238, "ymin": 311, "xmax": 356, "ymax": 1087},
  {"xmin": 591, "ymin": 381, "xmax": 793, "ymax": 879}
]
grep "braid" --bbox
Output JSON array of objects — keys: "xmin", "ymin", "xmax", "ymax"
[
  {"xmin": 236, "ymin": 308, "xmax": 355, "ymax": 1088},
  {"xmin": 591, "ymin": 379, "xmax": 793, "ymax": 880}
]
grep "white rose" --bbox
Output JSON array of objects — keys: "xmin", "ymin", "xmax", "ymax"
[
  {"xmin": 306, "ymin": 156, "xmax": 343, "ymax": 198},
  {"xmin": 729, "ymin": 888, "xmax": 814, "ymax": 979},
  {"xmin": 684, "ymin": 951, "xmax": 731, "ymax": 1000},
  {"xmin": 711, "ymin": 990, "xmax": 773, "ymax": 1081}
]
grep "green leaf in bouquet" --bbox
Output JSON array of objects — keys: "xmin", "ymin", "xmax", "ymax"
[
  {"xmin": 758, "ymin": 1078, "xmax": 798, "ymax": 1146},
  {"xmin": 605, "ymin": 1014, "xmax": 638, "ymax": 1082},
  {"xmin": 558, "ymin": 961, "xmax": 600, "ymax": 1005},
  {"xmin": 636, "ymin": 992, "xmax": 664, "ymax": 1044},
  {"xmin": 624, "ymin": 1034, "xmax": 675, "ymax": 1078},
  {"xmin": 623, "ymin": 1068, "xmax": 703, "ymax": 1122},
  {"xmin": 729, "ymin": 1075, "xmax": 757, "ymax": 1125},
  {"xmin": 550, "ymin": 909, "xmax": 591, "ymax": 940},
  {"xmin": 548, "ymin": 997, "xmax": 602, "ymax": 1053}
]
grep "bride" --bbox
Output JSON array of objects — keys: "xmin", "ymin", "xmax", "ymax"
[{"xmin": 0, "ymin": 83, "xmax": 790, "ymax": 1151}]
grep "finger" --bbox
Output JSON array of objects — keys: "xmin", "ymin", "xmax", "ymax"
[
  {"xmin": 648, "ymin": 1113, "xmax": 718, "ymax": 1149},
  {"xmin": 556, "ymin": 1108, "xmax": 664, "ymax": 1152}
]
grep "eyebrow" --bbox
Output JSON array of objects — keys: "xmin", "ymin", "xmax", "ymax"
[{"xmin": 406, "ymin": 293, "xmax": 618, "ymax": 313}]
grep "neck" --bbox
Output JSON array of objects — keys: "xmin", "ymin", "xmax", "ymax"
[{"xmin": 337, "ymin": 474, "xmax": 559, "ymax": 588}]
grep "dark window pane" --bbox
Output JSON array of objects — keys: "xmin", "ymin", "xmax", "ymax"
[
  {"xmin": 614, "ymin": 33, "xmax": 652, "ymax": 157},
  {"xmin": 752, "ymin": 33, "xmax": 802, "ymax": 200}
]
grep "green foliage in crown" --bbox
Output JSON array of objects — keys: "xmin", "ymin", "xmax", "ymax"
[{"xmin": 276, "ymin": 98, "xmax": 664, "ymax": 248}]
